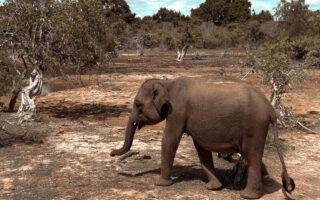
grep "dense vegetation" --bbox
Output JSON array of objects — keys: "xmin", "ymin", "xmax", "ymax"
[{"xmin": 0, "ymin": 0, "xmax": 320, "ymax": 95}]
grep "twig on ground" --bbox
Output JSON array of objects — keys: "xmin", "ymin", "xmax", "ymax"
[
  {"xmin": 296, "ymin": 121, "xmax": 319, "ymax": 134},
  {"xmin": 239, "ymin": 70, "xmax": 252, "ymax": 80}
]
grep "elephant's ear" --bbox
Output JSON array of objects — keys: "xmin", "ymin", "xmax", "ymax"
[{"xmin": 152, "ymin": 82, "xmax": 171, "ymax": 119}]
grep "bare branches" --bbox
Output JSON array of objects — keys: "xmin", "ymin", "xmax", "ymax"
[
  {"xmin": 269, "ymin": 70, "xmax": 319, "ymax": 134},
  {"xmin": 134, "ymin": 36, "xmax": 144, "ymax": 57}
]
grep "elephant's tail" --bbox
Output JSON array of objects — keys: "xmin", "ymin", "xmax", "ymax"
[{"xmin": 270, "ymin": 117, "xmax": 296, "ymax": 198}]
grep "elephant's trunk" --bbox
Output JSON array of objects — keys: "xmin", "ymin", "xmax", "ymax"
[{"xmin": 110, "ymin": 114, "xmax": 138, "ymax": 156}]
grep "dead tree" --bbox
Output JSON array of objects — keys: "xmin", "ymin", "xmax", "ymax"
[
  {"xmin": 176, "ymin": 27, "xmax": 193, "ymax": 62},
  {"xmin": 269, "ymin": 70, "xmax": 319, "ymax": 134},
  {"xmin": 269, "ymin": 70, "xmax": 291, "ymax": 126},
  {"xmin": 177, "ymin": 44, "xmax": 189, "ymax": 62},
  {"xmin": 17, "ymin": 68, "xmax": 43, "ymax": 124},
  {"xmin": 3, "ymin": 0, "xmax": 51, "ymax": 111},
  {"xmin": 135, "ymin": 36, "xmax": 144, "ymax": 56}
]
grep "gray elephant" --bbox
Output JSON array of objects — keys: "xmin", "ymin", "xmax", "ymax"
[{"xmin": 110, "ymin": 77, "xmax": 295, "ymax": 199}]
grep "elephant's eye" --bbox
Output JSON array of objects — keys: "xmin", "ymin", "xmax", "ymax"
[{"xmin": 135, "ymin": 101, "xmax": 143, "ymax": 114}]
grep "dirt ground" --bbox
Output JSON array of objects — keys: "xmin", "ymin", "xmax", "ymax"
[{"xmin": 1, "ymin": 49, "xmax": 320, "ymax": 200}]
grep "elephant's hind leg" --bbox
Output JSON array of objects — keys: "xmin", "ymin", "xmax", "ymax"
[
  {"xmin": 261, "ymin": 162, "xmax": 269, "ymax": 179},
  {"xmin": 240, "ymin": 139, "xmax": 264, "ymax": 199},
  {"xmin": 193, "ymin": 139, "xmax": 222, "ymax": 190}
]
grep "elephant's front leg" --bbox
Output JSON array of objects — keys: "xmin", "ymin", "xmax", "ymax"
[
  {"xmin": 193, "ymin": 139, "xmax": 222, "ymax": 190},
  {"xmin": 155, "ymin": 120, "xmax": 183, "ymax": 186}
]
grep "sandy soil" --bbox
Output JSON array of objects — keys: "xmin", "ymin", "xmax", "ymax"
[{"xmin": 1, "ymin": 49, "xmax": 320, "ymax": 200}]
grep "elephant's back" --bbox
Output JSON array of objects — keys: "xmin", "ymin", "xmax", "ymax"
[{"xmin": 172, "ymin": 76, "xmax": 274, "ymax": 123}]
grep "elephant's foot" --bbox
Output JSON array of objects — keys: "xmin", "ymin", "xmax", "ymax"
[
  {"xmin": 205, "ymin": 179, "xmax": 223, "ymax": 190},
  {"xmin": 154, "ymin": 177, "xmax": 173, "ymax": 186},
  {"xmin": 240, "ymin": 187, "xmax": 263, "ymax": 199}
]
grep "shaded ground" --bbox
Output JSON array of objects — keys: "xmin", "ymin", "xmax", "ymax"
[{"xmin": 1, "ymin": 49, "xmax": 320, "ymax": 200}]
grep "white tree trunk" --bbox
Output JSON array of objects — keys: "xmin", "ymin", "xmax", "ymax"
[
  {"xmin": 17, "ymin": 68, "xmax": 43, "ymax": 124},
  {"xmin": 134, "ymin": 36, "xmax": 144, "ymax": 57},
  {"xmin": 136, "ymin": 41, "xmax": 144, "ymax": 56},
  {"xmin": 269, "ymin": 71, "xmax": 289, "ymax": 121},
  {"xmin": 177, "ymin": 45, "xmax": 189, "ymax": 62}
]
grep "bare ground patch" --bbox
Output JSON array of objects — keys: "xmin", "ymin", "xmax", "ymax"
[{"xmin": 1, "ymin": 50, "xmax": 320, "ymax": 199}]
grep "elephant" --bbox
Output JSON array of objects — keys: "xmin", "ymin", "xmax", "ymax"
[{"xmin": 110, "ymin": 76, "xmax": 295, "ymax": 199}]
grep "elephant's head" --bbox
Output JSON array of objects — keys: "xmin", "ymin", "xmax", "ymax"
[{"xmin": 110, "ymin": 79, "xmax": 171, "ymax": 156}]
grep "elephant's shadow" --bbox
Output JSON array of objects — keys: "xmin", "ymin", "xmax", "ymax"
[
  {"xmin": 119, "ymin": 164, "xmax": 282, "ymax": 195},
  {"xmin": 172, "ymin": 165, "xmax": 282, "ymax": 194}
]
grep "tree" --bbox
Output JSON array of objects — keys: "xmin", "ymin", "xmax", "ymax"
[
  {"xmin": 0, "ymin": 0, "xmax": 117, "ymax": 111},
  {"xmin": 191, "ymin": 0, "xmax": 251, "ymax": 25},
  {"xmin": 152, "ymin": 8, "xmax": 188, "ymax": 25},
  {"xmin": 102, "ymin": 0, "xmax": 136, "ymax": 23},
  {"xmin": 252, "ymin": 10, "xmax": 273, "ymax": 23},
  {"xmin": 275, "ymin": 0, "xmax": 311, "ymax": 37},
  {"xmin": 245, "ymin": 20, "xmax": 265, "ymax": 48}
]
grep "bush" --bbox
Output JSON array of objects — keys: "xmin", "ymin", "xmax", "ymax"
[
  {"xmin": 0, "ymin": 52, "xmax": 15, "ymax": 96},
  {"xmin": 305, "ymin": 47, "xmax": 320, "ymax": 68},
  {"xmin": 289, "ymin": 36, "xmax": 320, "ymax": 61},
  {"xmin": 245, "ymin": 20, "xmax": 265, "ymax": 47},
  {"xmin": 242, "ymin": 39, "xmax": 292, "ymax": 80}
]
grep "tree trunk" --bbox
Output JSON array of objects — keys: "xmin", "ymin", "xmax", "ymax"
[
  {"xmin": 177, "ymin": 45, "xmax": 189, "ymax": 62},
  {"xmin": 8, "ymin": 86, "xmax": 21, "ymax": 112},
  {"xmin": 135, "ymin": 36, "xmax": 144, "ymax": 57},
  {"xmin": 269, "ymin": 70, "xmax": 291, "ymax": 126},
  {"xmin": 17, "ymin": 68, "xmax": 43, "ymax": 124}
]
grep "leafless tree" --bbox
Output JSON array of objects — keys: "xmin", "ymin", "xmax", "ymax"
[
  {"xmin": 134, "ymin": 36, "xmax": 144, "ymax": 56},
  {"xmin": 177, "ymin": 44, "xmax": 189, "ymax": 62}
]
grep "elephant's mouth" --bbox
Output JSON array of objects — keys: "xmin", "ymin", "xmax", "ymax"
[
  {"xmin": 137, "ymin": 120, "xmax": 145, "ymax": 130},
  {"xmin": 135, "ymin": 115, "xmax": 148, "ymax": 130}
]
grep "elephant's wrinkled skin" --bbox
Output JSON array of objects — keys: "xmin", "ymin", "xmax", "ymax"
[{"xmin": 110, "ymin": 77, "xmax": 295, "ymax": 199}]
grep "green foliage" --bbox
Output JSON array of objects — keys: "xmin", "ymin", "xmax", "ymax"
[
  {"xmin": 0, "ymin": 0, "xmax": 129, "ymax": 73},
  {"xmin": 275, "ymin": 0, "xmax": 311, "ymax": 37},
  {"xmin": 243, "ymin": 40, "xmax": 292, "ymax": 79},
  {"xmin": 102, "ymin": 0, "xmax": 136, "ymax": 23},
  {"xmin": 252, "ymin": 10, "xmax": 273, "ymax": 23},
  {"xmin": 305, "ymin": 47, "xmax": 320, "ymax": 68},
  {"xmin": 52, "ymin": 0, "xmax": 116, "ymax": 68},
  {"xmin": 0, "ymin": 0, "xmax": 319, "ymax": 67},
  {"xmin": 0, "ymin": 52, "xmax": 15, "ymax": 96},
  {"xmin": 191, "ymin": 0, "xmax": 251, "ymax": 25},
  {"xmin": 152, "ymin": 8, "xmax": 188, "ymax": 25},
  {"xmin": 288, "ymin": 36, "xmax": 320, "ymax": 61},
  {"xmin": 245, "ymin": 20, "xmax": 265, "ymax": 46},
  {"xmin": 153, "ymin": 22, "xmax": 193, "ymax": 50}
]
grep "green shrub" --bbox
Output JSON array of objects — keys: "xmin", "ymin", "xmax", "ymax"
[
  {"xmin": 242, "ymin": 39, "xmax": 292, "ymax": 80},
  {"xmin": 305, "ymin": 47, "xmax": 320, "ymax": 68},
  {"xmin": 0, "ymin": 52, "xmax": 15, "ymax": 96}
]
